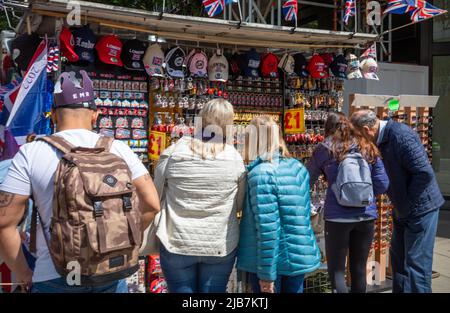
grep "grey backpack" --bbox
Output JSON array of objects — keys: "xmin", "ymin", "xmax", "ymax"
[{"xmin": 331, "ymin": 152, "xmax": 374, "ymax": 207}]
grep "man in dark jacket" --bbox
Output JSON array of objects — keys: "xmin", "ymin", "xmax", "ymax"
[{"xmin": 351, "ymin": 109, "xmax": 443, "ymax": 293}]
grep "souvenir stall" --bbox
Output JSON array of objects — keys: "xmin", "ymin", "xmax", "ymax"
[
  {"xmin": 0, "ymin": 0, "xmax": 380, "ymax": 293},
  {"xmin": 349, "ymin": 94, "xmax": 439, "ymax": 290}
]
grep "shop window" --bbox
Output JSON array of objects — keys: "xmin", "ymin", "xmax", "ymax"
[
  {"xmin": 432, "ymin": 56, "xmax": 450, "ymax": 159},
  {"xmin": 433, "ymin": 0, "xmax": 450, "ymax": 42}
]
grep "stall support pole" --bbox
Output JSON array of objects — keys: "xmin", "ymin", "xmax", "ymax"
[{"xmin": 278, "ymin": 0, "xmax": 281, "ymax": 25}]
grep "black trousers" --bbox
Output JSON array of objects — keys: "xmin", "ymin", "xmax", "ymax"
[{"xmin": 325, "ymin": 220, "xmax": 375, "ymax": 293}]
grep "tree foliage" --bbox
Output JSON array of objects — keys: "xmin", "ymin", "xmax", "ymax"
[{"xmin": 89, "ymin": 0, "xmax": 204, "ymax": 16}]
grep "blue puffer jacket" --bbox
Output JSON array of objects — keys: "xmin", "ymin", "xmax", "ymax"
[{"xmin": 237, "ymin": 155, "xmax": 321, "ymax": 281}]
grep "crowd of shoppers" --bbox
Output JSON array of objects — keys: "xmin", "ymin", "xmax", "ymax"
[{"xmin": 0, "ymin": 70, "xmax": 443, "ymax": 294}]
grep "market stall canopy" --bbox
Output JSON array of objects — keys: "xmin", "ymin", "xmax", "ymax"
[
  {"xmin": 29, "ymin": 0, "xmax": 377, "ymax": 50},
  {"xmin": 351, "ymin": 94, "xmax": 440, "ymax": 108}
]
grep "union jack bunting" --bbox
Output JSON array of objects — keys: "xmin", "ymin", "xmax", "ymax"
[
  {"xmin": 282, "ymin": 0, "xmax": 298, "ymax": 22},
  {"xmin": 343, "ymin": 0, "xmax": 356, "ymax": 25},
  {"xmin": 361, "ymin": 43, "xmax": 377, "ymax": 60},
  {"xmin": 202, "ymin": 0, "xmax": 225, "ymax": 17}
]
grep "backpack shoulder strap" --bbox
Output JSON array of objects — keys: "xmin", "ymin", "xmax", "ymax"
[
  {"xmin": 37, "ymin": 135, "xmax": 74, "ymax": 154},
  {"xmin": 95, "ymin": 136, "xmax": 114, "ymax": 152}
]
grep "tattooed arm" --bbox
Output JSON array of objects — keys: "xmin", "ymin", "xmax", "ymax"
[
  {"xmin": 133, "ymin": 174, "xmax": 161, "ymax": 230},
  {"xmin": 0, "ymin": 191, "xmax": 33, "ymax": 290}
]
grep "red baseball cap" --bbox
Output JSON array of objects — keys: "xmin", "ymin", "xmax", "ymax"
[
  {"xmin": 320, "ymin": 53, "xmax": 334, "ymax": 66},
  {"xmin": 59, "ymin": 26, "xmax": 79, "ymax": 62},
  {"xmin": 95, "ymin": 35, "xmax": 123, "ymax": 66},
  {"xmin": 307, "ymin": 54, "xmax": 329, "ymax": 79},
  {"xmin": 261, "ymin": 53, "xmax": 279, "ymax": 78}
]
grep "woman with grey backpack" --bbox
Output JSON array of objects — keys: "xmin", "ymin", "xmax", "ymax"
[{"xmin": 306, "ymin": 112, "xmax": 389, "ymax": 293}]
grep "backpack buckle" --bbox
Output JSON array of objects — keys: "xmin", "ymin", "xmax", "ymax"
[
  {"xmin": 93, "ymin": 201, "xmax": 104, "ymax": 217},
  {"xmin": 123, "ymin": 196, "xmax": 133, "ymax": 212}
]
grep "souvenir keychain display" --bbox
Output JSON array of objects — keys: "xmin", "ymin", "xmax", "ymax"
[{"xmin": 92, "ymin": 74, "xmax": 149, "ymax": 162}]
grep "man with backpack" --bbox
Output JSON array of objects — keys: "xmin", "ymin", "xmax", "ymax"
[
  {"xmin": 0, "ymin": 70, "xmax": 160, "ymax": 293},
  {"xmin": 351, "ymin": 110, "xmax": 444, "ymax": 293}
]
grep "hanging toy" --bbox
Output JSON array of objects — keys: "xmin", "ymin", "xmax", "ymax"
[
  {"xmin": 150, "ymin": 78, "xmax": 160, "ymax": 91},
  {"xmin": 186, "ymin": 77, "xmax": 194, "ymax": 90},
  {"xmin": 164, "ymin": 78, "xmax": 169, "ymax": 92},
  {"xmin": 168, "ymin": 78, "xmax": 175, "ymax": 92},
  {"xmin": 179, "ymin": 78, "xmax": 186, "ymax": 93}
]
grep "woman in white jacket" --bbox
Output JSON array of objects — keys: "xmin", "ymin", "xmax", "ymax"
[{"xmin": 154, "ymin": 99, "xmax": 246, "ymax": 293}]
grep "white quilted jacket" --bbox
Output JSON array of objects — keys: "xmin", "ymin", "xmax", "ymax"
[{"xmin": 154, "ymin": 137, "xmax": 246, "ymax": 257}]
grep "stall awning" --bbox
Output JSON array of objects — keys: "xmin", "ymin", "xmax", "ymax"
[
  {"xmin": 30, "ymin": 0, "xmax": 377, "ymax": 50},
  {"xmin": 351, "ymin": 94, "xmax": 440, "ymax": 108}
]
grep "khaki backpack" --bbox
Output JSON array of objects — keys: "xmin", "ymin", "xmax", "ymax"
[{"xmin": 30, "ymin": 135, "xmax": 142, "ymax": 285}]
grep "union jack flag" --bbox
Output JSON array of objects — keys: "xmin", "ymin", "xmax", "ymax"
[
  {"xmin": 383, "ymin": 0, "xmax": 415, "ymax": 15},
  {"xmin": 202, "ymin": 0, "xmax": 237, "ymax": 17},
  {"xmin": 282, "ymin": 0, "xmax": 298, "ymax": 22},
  {"xmin": 410, "ymin": 2, "xmax": 447, "ymax": 22},
  {"xmin": 384, "ymin": 0, "xmax": 447, "ymax": 22},
  {"xmin": 343, "ymin": 0, "xmax": 356, "ymax": 25}
]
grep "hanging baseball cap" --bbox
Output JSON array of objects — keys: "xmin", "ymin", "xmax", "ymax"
[
  {"xmin": 244, "ymin": 48, "xmax": 260, "ymax": 78},
  {"xmin": 121, "ymin": 39, "xmax": 146, "ymax": 71},
  {"xmin": 185, "ymin": 49, "xmax": 208, "ymax": 77},
  {"xmin": 320, "ymin": 53, "xmax": 334, "ymax": 77},
  {"xmin": 330, "ymin": 54, "xmax": 348, "ymax": 79},
  {"xmin": 143, "ymin": 43, "xmax": 164, "ymax": 77},
  {"xmin": 53, "ymin": 70, "xmax": 96, "ymax": 110},
  {"xmin": 11, "ymin": 32, "xmax": 41, "ymax": 72},
  {"xmin": 208, "ymin": 50, "xmax": 229, "ymax": 82},
  {"xmin": 278, "ymin": 53, "xmax": 295, "ymax": 75},
  {"xmin": 165, "ymin": 46, "xmax": 186, "ymax": 78},
  {"xmin": 361, "ymin": 57, "xmax": 379, "ymax": 80},
  {"xmin": 307, "ymin": 54, "xmax": 329, "ymax": 79},
  {"xmin": 346, "ymin": 54, "xmax": 363, "ymax": 80},
  {"xmin": 321, "ymin": 53, "xmax": 334, "ymax": 66},
  {"xmin": 95, "ymin": 35, "xmax": 123, "ymax": 67},
  {"xmin": 59, "ymin": 26, "xmax": 79, "ymax": 63},
  {"xmin": 260, "ymin": 53, "xmax": 279, "ymax": 78},
  {"xmin": 228, "ymin": 52, "xmax": 242, "ymax": 77},
  {"xmin": 72, "ymin": 24, "xmax": 96, "ymax": 63},
  {"xmin": 293, "ymin": 53, "xmax": 309, "ymax": 78}
]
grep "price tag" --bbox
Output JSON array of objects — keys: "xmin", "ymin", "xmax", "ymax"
[
  {"xmin": 149, "ymin": 131, "xmax": 167, "ymax": 161},
  {"xmin": 284, "ymin": 108, "xmax": 305, "ymax": 134}
]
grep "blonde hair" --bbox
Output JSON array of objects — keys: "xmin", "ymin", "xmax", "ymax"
[
  {"xmin": 190, "ymin": 98, "xmax": 235, "ymax": 158},
  {"xmin": 245, "ymin": 115, "xmax": 291, "ymax": 163}
]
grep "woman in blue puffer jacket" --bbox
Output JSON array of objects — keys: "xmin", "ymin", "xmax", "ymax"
[{"xmin": 237, "ymin": 116, "xmax": 321, "ymax": 293}]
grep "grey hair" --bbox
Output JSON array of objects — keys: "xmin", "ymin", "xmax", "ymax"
[{"xmin": 350, "ymin": 110, "xmax": 378, "ymax": 128}]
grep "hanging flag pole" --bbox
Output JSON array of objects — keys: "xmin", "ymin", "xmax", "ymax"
[{"xmin": 354, "ymin": 0, "xmax": 358, "ymax": 33}]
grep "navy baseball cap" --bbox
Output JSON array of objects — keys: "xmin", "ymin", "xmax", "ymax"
[
  {"xmin": 244, "ymin": 48, "xmax": 260, "ymax": 78},
  {"xmin": 72, "ymin": 25, "xmax": 97, "ymax": 63},
  {"xmin": 293, "ymin": 53, "xmax": 309, "ymax": 78},
  {"xmin": 330, "ymin": 54, "xmax": 348, "ymax": 79}
]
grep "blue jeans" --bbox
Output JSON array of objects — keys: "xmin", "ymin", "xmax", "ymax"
[
  {"xmin": 248, "ymin": 273, "xmax": 305, "ymax": 293},
  {"xmin": 390, "ymin": 209, "xmax": 439, "ymax": 293},
  {"xmin": 31, "ymin": 277, "xmax": 128, "ymax": 293},
  {"xmin": 160, "ymin": 245, "xmax": 237, "ymax": 293}
]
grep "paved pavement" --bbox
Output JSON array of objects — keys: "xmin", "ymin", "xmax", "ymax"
[{"xmin": 433, "ymin": 207, "xmax": 450, "ymax": 293}]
